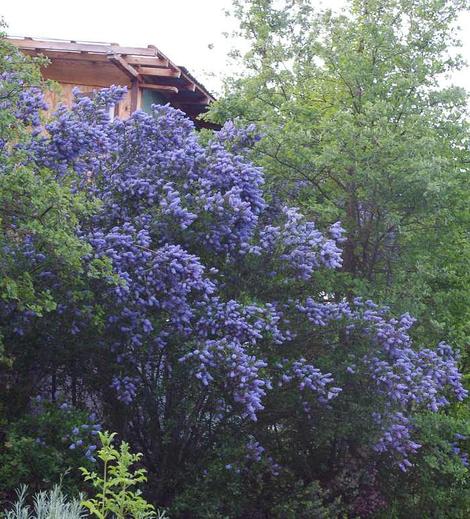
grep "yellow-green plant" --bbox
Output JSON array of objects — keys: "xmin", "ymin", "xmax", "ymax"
[{"xmin": 80, "ymin": 431, "xmax": 162, "ymax": 519}]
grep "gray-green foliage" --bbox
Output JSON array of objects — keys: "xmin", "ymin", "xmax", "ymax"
[
  {"xmin": 209, "ymin": 0, "xmax": 470, "ymax": 350},
  {"xmin": 2, "ymin": 485, "xmax": 86, "ymax": 519}
]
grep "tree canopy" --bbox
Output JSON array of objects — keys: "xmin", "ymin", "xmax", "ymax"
[{"xmin": 209, "ymin": 0, "xmax": 470, "ymax": 357}]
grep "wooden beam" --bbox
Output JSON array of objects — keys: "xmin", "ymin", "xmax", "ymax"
[
  {"xmin": 140, "ymin": 82, "xmax": 202, "ymax": 95},
  {"xmin": 178, "ymin": 100, "xmax": 211, "ymax": 107},
  {"xmin": 140, "ymin": 83, "xmax": 178, "ymax": 94},
  {"xmin": 124, "ymin": 55, "xmax": 169, "ymax": 68},
  {"xmin": 137, "ymin": 75, "xmax": 198, "ymax": 91},
  {"xmin": 8, "ymin": 38, "xmax": 157, "ymax": 56},
  {"xmin": 108, "ymin": 54, "xmax": 140, "ymax": 79},
  {"xmin": 136, "ymin": 66, "xmax": 181, "ymax": 78},
  {"xmin": 21, "ymin": 49, "xmax": 110, "ymax": 62},
  {"xmin": 19, "ymin": 47, "xmax": 171, "ymax": 69},
  {"xmin": 174, "ymin": 82, "xmax": 199, "ymax": 92},
  {"xmin": 171, "ymin": 95, "xmax": 211, "ymax": 105}
]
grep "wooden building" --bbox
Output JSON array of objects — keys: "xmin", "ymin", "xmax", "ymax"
[{"xmin": 7, "ymin": 36, "xmax": 215, "ymax": 126}]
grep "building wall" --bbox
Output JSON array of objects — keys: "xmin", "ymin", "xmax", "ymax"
[
  {"xmin": 40, "ymin": 60, "xmax": 134, "ymax": 118},
  {"xmin": 43, "ymin": 83, "xmax": 133, "ymax": 118}
]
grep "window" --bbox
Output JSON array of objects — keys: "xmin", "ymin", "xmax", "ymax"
[{"xmin": 141, "ymin": 88, "xmax": 167, "ymax": 114}]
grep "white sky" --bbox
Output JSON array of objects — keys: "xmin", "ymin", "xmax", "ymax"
[{"xmin": 1, "ymin": 0, "xmax": 469, "ymax": 95}]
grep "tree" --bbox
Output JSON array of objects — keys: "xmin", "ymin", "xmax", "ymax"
[{"xmin": 208, "ymin": 0, "xmax": 470, "ymax": 353}]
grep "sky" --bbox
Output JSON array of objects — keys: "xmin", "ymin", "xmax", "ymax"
[{"xmin": 2, "ymin": 0, "xmax": 470, "ymax": 95}]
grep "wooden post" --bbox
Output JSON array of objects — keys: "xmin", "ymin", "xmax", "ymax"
[{"xmin": 130, "ymin": 80, "xmax": 141, "ymax": 112}]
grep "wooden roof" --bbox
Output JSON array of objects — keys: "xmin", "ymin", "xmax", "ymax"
[{"xmin": 7, "ymin": 36, "xmax": 215, "ymax": 122}]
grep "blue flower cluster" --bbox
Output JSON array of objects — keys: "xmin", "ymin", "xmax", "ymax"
[
  {"xmin": 278, "ymin": 358, "xmax": 342, "ymax": 404},
  {"xmin": 180, "ymin": 339, "xmax": 269, "ymax": 421},
  {"xmin": 67, "ymin": 412, "xmax": 101, "ymax": 462},
  {"xmin": 28, "ymin": 86, "xmax": 126, "ymax": 177},
  {"xmin": 111, "ymin": 375, "xmax": 138, "ymax": 404},
  {"xmin": 450, "ymin": 433, "xmax": 469, "ymax": 467},
  {"xmin": 63, "ymin": 98, "xmax": 347, "ymax": 422},
  {"xmin": 250, "ymin": 208, "xmax": 344, "ymax": 279},
  {"xmin": 297, "ymin": 297, "xmax": 467, "ymax": 467},
  {"xmin": 0, "ymin": 71, "xmax": 47, "ymax": 129},
  {"xmin": 245, "ymin": 437, "xmax": 265, "ymax": 462},
  {"xmin": 373, "ymin": 412, "xmax": 421, "ymax": 472}
]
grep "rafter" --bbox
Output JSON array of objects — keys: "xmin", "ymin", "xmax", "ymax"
[
  {"xmin": 136, "ymin": 66, "xmax": 181, "ymax": 78},
  {"xmin": 124, "ymin": 55, "xmax": 169, "ymax": 68},
  {"xmin": 108, "ymin": 54, "xmax": 140, "ymax": 79},
  {"xmin": 140, "ymin": 83, "xmax": 179, "ymax": 94}
]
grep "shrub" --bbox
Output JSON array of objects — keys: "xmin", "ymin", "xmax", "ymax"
[
  {"xmin": 0, "ymin": 402, "xmax": 99, "ymax": 498},
  {"xmin": 2, "ymin": 485, "xmax": 86, "ymax": 519},
  {"xmin": 80, "ymin": 431, "xmax": 166, "ymax": 519}
]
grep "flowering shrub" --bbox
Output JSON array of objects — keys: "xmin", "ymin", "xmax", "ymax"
[{"xmin": 0, "ymin": 45, "xmax": 467, "ymax": 515}]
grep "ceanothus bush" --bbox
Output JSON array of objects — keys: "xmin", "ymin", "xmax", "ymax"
[{"xmin": 2, "ymin": 82, "xmax": 467, "ymax": 513}]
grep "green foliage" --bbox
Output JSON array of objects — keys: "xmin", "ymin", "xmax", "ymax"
[
  {"xmin": 170, "ymin": 436, "xmax": 349, "ymax": 518},
  {"xmin": 0, "ymin": 403, "xmax": 95, "ymax": 497},
  {"xmin": 377, "ymin": 408, "xmax": 470, "ymax": 518},
  {"xmin": 271, "ymin": 481, "xmax": 347, "ymax": 519},
  {"xmin": 80, "ymin": 431, "xmax": 163, "ymax": 519},
  {"xmin": 173, "ymin": 466, "xmax": 347, "ymax": 519},
  {"xmin": 0, "ymin": 164, "xmax": 96, "ymax": 311},
  {"xmin": 209, "ymin": 0, "xmax": 470, "ymax": 352},
  {"xmin": 2, "ymin": 485, "xmax": 86, "ymax": 519}
]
